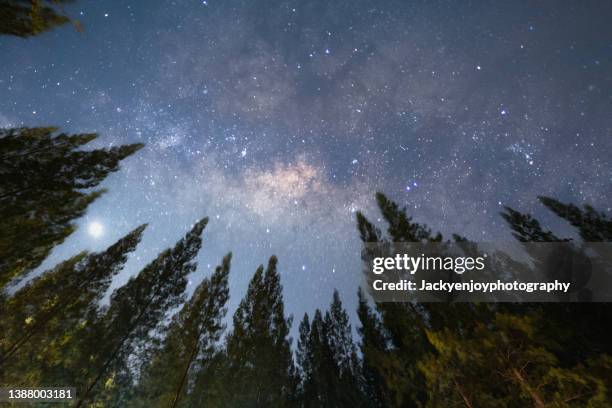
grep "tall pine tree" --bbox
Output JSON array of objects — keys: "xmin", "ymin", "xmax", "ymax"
[
  {"xmin": 222, "ymin": 256, "xmax": 294, "ymax": 407},
  {"xmin": 297, "ymin": 309, "xmax": 337, "ymax": 407},
  {"xmin": 356, "ymin": 287, "xmax": 389, "ymax": 408},
  {"xmin": 0, "ymin": 224, "xmax": 146, "ymax": 381},
  {"xmin": 0, "ymin": 127, "xmax": 143, "ymax": 287},
  {"xmin": 538, "ymin": 196, "xmax": 612, "ymax": 242},
  {"xmin": 296, "ymin": 291, "xmax": 363, "ymax": 407},
  {"xmin": 72, "ymin": 218, "xmax": 208, "ymax": 407},
  {"xmin": 324, "ymin": 290, "xmax": 363, "ymax": 406},
  {"xmin": 355, "ymin": 193, "xmax": 440, "ymax": 407},
  {"xmin": 501, "ymin": 199, "xmax": 612, "ymax": 366},
  {"xmin": 133, "ymin": 253, "xmax": 232, "ymax": 408}
]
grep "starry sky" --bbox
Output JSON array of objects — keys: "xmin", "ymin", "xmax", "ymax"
[{"xmin": 1, "ymin": 0, "xmax": 611, "ymax": 324}]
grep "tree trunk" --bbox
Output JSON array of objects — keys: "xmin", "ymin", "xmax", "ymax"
[
  {"xmin": 511, "ymin": 367, "xmax": 546, "ymax": 407},
  {"xmin": 452, "ymin": 377, "xmax": 474, "ymax": 408},
  {"xmin": 170, "ymin": 313, "xmax": 209, "ymax": 408}
]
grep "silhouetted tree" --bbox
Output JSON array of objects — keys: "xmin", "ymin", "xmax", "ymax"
[
  {"xmin": 502, "ymin": 199, "xmax": 612, "ymax": 365},
  {"xmin": 73, "ymin": 218, "xmax": 208, "ymax": 407},
  {"xmin": 355, "ymin": 192, "xmax": 612, "ymax": 406},
  {"xmin": 133, "ymin": 253, "xmax": 231, "ymax": 408},
  {"xmin": 186, "ymin": 350, "xmax": 232, "ymax": 407},
  {"xmin": 222, "ymin": 256, "xmax": 294, "ymax": 407},
  {"xmin": 500, "ymin": 205, "xmax": 563, "ymax": 242},
  {"xmin": 356, "ymin": 287, "xmax": 389, "ymax": 408},
  {"xmin": 0, "ymin": 127, "xmax": 143, "ymax": 288},
  {"xmin": 324, "ymin": 290, "xmax": 363, "ymax": 406},
  {"xmin": 0, "ymin": 0, "xmax": 77, "ymax": 37},
  {"xmin": 355, "ymin": 193, "xmax": 442, "ymax": 407},
  {"xmin": 539, "ymin": 196, "xmax": 612, "ymax": 242},
  {"xmin": 0, "ymin": 224, "xmax": 146, "ymax": 382},
  {"xmin": 296, "ymin": 313, "xmax": 312, "ymax": 400},
  {"xmin": 297, "ymin": 309, "xmax": 336, "ymax": 406},
  {"xmin": 296, "ymin": 291, "xmax": 363, "ymax": 407}
]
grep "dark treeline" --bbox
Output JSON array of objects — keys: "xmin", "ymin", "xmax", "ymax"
[
  {"xmin": 1, "ymin": 127, "xmax": 612, "ymax": 407},
  {"xmin": 354, "ymin": 193, "xmax": 612, "ymax": 407}
]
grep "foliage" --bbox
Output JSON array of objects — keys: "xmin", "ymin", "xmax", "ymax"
[
  {"xmin": 219, "ymin": 256, "xmax": 294, "ymax": 407},
  {"xmin": 354, "ymin": 192, "xmax": 612, "ymax": 407},
  {"xmin": 0, "ymin": 127, "xmax": 142, "ymax": 288},
  {"xmin": 0, "ymin": 0, "xmax": 77, "ymax": 38},
  {"xmin": 0, "ymin": 225, "xmax": 146, "ymax": 384},
  {"xmin": 133, "ymin": 253, "xmax": 231, "ymax": 408},
  {"xmin": 296, "ymin": 290, "xmax": 363, "ymax": 407}
]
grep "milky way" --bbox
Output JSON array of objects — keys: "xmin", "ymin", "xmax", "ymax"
[{"xmin": 1, "ymin": 0, "xmax": 611, "ymax": 324}]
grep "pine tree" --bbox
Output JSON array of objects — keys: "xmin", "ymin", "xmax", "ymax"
[
  {"xmin": 502, "ymin": 200, "xmax": 612, "ymax": 366},
  {"xmin": 356, "ymin": 191, "xmax": 612, "ymax": 406},
  {"xmin": 0, "ymin": 0, "xmax": 72, "ymax": 37},
  {"xmin": 296, "ymin": 313, "xmax": 312, "ymax": 402},
  {"xmin": 355, "ymin": 194, "xmax": 438, "ymax": 407},
  {"xmin": 356, "ymin": 193, "xmax": 494, "ymax": 406},
  {"xmin": 72, "ymin": 218, "xmax": 208, "ymax": 407},
  {"xmin": 418, "ymin": 322, "xmax": 505, "ymax": 407},
  {"xmin": 0, "ymin": 127, "xmax": 143, "ymax": 288},
  {"xmin": 419, "ymin": 312, "xmax": 609, "ymax": 407},
  {"xmin": 0, "ymin": 253, "xmax": 87, "ymax": 386},
  {"xmin": 356, "ymin": 288, "xmax": 389, "ymax": 408},
  {"xmin": 187, "ymin": 350, "xmax": 232, "ymax": 407},
  {"xmin": 0, "ymin": 224, "xmax": 146, "ymax": 382},
  {"xmin": 223, "ymin": 256, "xmax": 294, "ymax": 407},
  {"xmin": 133, "ymin": 253, "xmax": 231, "ymax": 408},
  {"xmin": 324, "ymin": 290, "xmax": 363, "ymax": 406},
  {"xmin": 539, "ymin": 196, "xmax": 612, "ymax": 242},
  {"xmin": 375, "ymin": 192, "xmax": 441, "ymax": 243},
  {"xmin": 500, "ymin": 206, "xmax": 563, "ymax": 242},
  {"xmin": 300, "ymin": 309, "xmax": 337, "ymax": 407},
  {"xmin": 296, "ymin": 292, "xmax": 364, "ymax": 407}
]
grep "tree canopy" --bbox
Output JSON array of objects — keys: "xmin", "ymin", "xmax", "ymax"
[
  {"xmin": 0, "ymin": 127, "xmax": 142, "ymax": 288},
  {"xmin": 0, "ymin": 0, "xmax": 76, "ymax": 38}
]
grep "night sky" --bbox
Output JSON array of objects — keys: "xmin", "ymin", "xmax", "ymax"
[{"xmin": 1, "ymin": 0, "xmax": 611, "ymax": 324}]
